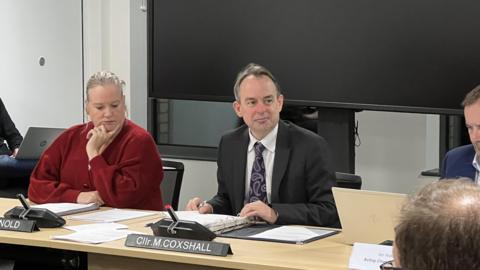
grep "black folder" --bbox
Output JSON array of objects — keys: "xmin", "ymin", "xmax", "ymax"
[{"xmin": 219, "ymin": 224, "xmax": 338, "ymax": 244}]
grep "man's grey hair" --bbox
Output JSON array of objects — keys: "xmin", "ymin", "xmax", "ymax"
[
  {"xmin": 86, "ymin": 71, "xmax": 125, "ymax": 101},
  {"xmin": 395, "ymin": 179, "xmax": 480, "ymax": 270},
  {"xmin": 233, "ymin": 63, "xmax": 282, "ymax": 101}
]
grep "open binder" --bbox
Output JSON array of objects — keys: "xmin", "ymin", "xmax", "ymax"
[{"xmin": 172, "ymin": 211, "xmax": 253, "ymax": 234}]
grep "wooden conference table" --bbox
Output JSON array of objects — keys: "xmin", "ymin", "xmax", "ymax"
[{"xmin": 0, "ymin": 198, "xmax": 352, "ymax": 270}]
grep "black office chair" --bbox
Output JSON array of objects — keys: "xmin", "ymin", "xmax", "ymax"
[
  {"xmin": 335, "ymin": 172, "xmax": 362, "ymax": 189},
  {"xmin": 161, "ymin": 160, "xmax": 184, "ymax": 210},
  {"xmin": 0, "ymin": 175, "xmax": 33, "ymax": 199}
]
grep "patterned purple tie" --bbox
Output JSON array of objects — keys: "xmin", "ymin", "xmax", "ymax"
[{"xmin": 248, "ymin": 142, "xmax": 267, "ymax": 203}]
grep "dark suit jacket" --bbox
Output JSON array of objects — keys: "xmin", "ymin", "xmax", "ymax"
[
  {"xmin": 0, "ymin": 98, "xmax": 23, "ymax": 156},
  {"xmin": 208, "ymin": 120, "xmax": 340, "ymax": 227},
  {"xmin": 440, "ymin": 144, "xmax": 476, "ymax": 181}
]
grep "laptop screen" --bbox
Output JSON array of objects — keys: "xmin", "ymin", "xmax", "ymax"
[
  {"xmin": 16, "ymin": 127, "xmax": 65, "ymax": 160},
  {"xmin": 332, "ymin": 187, "xmax": 407, "ymax": 245}
]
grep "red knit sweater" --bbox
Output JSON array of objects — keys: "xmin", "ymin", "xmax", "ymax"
[{"xmin": 28, "ymin": 120, "xmax": 164, "ymax": 210}]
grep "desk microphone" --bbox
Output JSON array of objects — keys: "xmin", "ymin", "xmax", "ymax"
[
  {"xmin": 3, "ymin": 194, "xmax": 66, "ymax": 228},
  {"xmin": 148, "ymin": 204, "xmax": 216, "ymax": 241},
  {"xmin": 165, "ymin": 204, "xmax": 179, "ymax": 222},
  {"xmin": 17, "ymin": 194, "xmax": 33, "ymax": 220},
  {"xmin": 17, "ymin": 194, "xmax": 30, "ymax": 210}
]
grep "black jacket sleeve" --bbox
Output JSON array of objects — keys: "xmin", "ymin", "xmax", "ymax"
[{"xmin": 0, "ymin": 98, "xmax": 23, "ymax": 154}]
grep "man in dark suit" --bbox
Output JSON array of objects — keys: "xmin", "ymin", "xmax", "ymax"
[
  {"xmin": 440, "ymin": 85, "xmax": 480, "ymax": 181},
  {"xmin": 441, "ymin": 145, "xmax": 475, "ymax": 180},
  {"xmin": 186, "ymin": 63, "xmax": 339, "ymax": 227}
]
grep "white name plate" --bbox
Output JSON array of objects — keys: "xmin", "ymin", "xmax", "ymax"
[
  {"xmin": 0, "ymin": 218, "xmax": 38, "ymax": 232},
  {"xmin": 125, "ymin": 234, "xmax": 233, "ymax": 256},
  {"xmin": 348, "ymin": 242, "xmax": 393, "ymax": 270}
]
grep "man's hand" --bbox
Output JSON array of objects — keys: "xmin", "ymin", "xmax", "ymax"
[
  {"xmin": 77, "ymin": 191, "xmax": 104, "ymax": 205},
  {"xmin": 86, "ymin": 124, "xmax": 122, "ymax": 161},
  {"xmin": 239, "ymin": 200, "xmax": 278, "ymax": 224},
  {"xmin": 10, "ymin": 148, "xmax": 19, "ymax": 158},
  {"xmin": 185, "ymin": 197, "xmax": 213, "ymax": 214}
]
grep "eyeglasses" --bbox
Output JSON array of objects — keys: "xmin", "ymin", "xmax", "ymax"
[{"xmin": 379, "ymin": 260, "xmax": 402, "ymax": 270}]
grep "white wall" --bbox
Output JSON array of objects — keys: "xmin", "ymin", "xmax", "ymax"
[
  {"xmin": 355, "ymin": 111, "xmax": 437, "ymax": 194},
  {"xmin": 83, "ymin": 0, "xmax": 133, "ymax": 123},
  {"xmin": 129, "ymin": 0, "xmax": 148, "ymax": 129},
  {"xmin": 0, "ymin": 0, "xmax": 83, "ymax": 134},
  {"xmin": 425, "ymin": 114, "xmax": 440, "ymax": 169}
]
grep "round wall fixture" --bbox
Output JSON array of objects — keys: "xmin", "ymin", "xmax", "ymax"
[{"xmin": 38, "ymin": 56, "xmax": 46, "ymax": 66}]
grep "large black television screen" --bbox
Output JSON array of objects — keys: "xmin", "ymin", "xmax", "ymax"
[{"xmin": 148, "ymin": 0, "xmax": 480, "ymax": 115}]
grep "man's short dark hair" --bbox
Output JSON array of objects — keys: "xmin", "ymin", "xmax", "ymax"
[
  {"xmin": 233, "ymin": 63, "xmax": 282, "ymax": 101},
  {"xmin": 395, "ymin": 179, "xmax": 480, "ymax": 270},
  {"xmin": 462, "ymin": 84, "xmax": 480, "ymax": 107}
]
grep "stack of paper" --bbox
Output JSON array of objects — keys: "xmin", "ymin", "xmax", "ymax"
[
  {"xmin": 69, "ymin": 209, "xmax": 157, "ymax": 223},
  {"xmin": 173, "ymin": 211, "xmax": 252, "ymax": 233},
  {"xmin": 31, "ymin": 203, "xmax": 99, "ymax": 216},
  {"xmin": 52, "ymin": 223, "xmax": 139, "ymax": 244}
]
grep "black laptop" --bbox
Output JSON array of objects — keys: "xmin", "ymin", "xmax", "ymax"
[{"xmin": 15, "ymin": 127, "xmax": 65, "ymax": 160}]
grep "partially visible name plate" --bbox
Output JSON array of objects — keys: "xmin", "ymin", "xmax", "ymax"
[
  {"xmin": 125, "ymin": 234, "xmax": 233, "ymax": 256},
  {"xmin": 0, "ymin": 218, "xmax": 38, "ymax": 232}
]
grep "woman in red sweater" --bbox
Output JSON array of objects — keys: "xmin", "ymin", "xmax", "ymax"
[{"xmin": 28, "ymin": 71, "xmax": 164, "ymax": 210}]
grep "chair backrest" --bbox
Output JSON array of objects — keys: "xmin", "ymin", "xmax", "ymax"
[
  {"xmin": 335, "ymin": 172, "xmax": 362, "ymax": 189},
  {"xmin": 161, "ymin": 160, "xmax": 185, "ymax": 210}
]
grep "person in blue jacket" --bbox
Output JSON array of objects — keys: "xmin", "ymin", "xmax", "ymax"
[{"xmin": 441, "ymin": 85, "xmax": 480, "ymax": 181}]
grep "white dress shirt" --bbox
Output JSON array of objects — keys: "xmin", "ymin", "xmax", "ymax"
[{"xmin": 472, "ymin": 154, "xmax": 480, "ymax": 184}]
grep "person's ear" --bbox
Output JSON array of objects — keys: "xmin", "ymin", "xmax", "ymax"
[
  {"xmin": 233, "ymin": 100, "xmax": 242, "ymax": 117},
  {"xmin": 85, "ymin": 100, "xmax": 89, "ymax": 115},
  {"xmin": 121, "ymin": 95, "xmax": 129, "ymax": 118},
  {"xmin": 277, "ymin": 94, "xmax": 284, "ymax": 111}
]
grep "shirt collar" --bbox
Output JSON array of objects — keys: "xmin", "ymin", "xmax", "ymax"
[
  {"xmin": 472, "ymin": 154, "xmax": 480, "ymax": 172},
  {"xmin": 248, "ymin": 124, "xmax": 278, "ymax": 153}
]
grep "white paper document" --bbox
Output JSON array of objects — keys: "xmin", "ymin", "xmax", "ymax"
[
  {"xmin": 31, "ymin": 203, "xmax": 99, "ymax": 216},
  {"xmin": 69, "ymin": 209, "xmax": 156, "ymax": 223},
  {"xmin": 52, "ymin": 229, "xmax": 140, "ymax": 244},
  {"xmin": 348, "ymin": 242, "xmax": 393, "ymax": 270},
  {"xmin": 65, "ymin": 222, "xmax": 128, "ymax": 232},
  {"xmin": 248, "ymin": 226, "xmax": 332, "ymax": 243}
]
